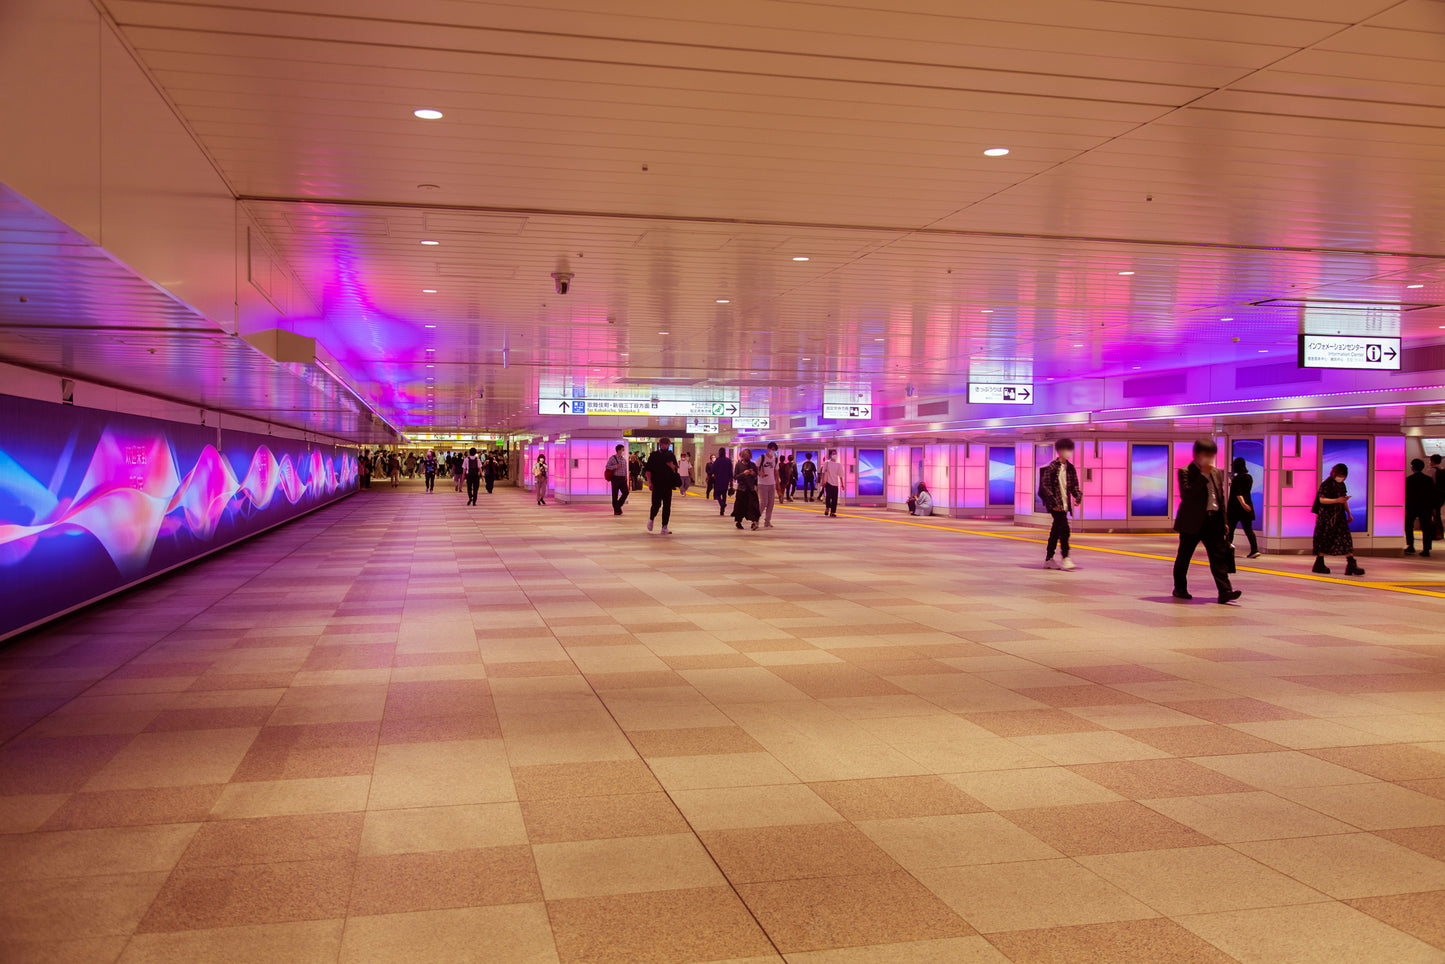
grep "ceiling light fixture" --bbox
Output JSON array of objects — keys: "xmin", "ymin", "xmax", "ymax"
[
  {"xmin": 980, "ymin": 309, "xmax": 993, "ymax": 313},
  {"xmin": 420, "ymin": 240, "xmax": 439, "ymax": 245},
  {"xmin": 1408, "ymin": 284, "xmax": 1425, "ymax": 289},
  {"xmin": 792, "ymin": 256, "xmax": 810, "ymax": 262},
  {"xmin": 1221, "ymin": 317, "xmax": 1233, "ymax": 322},
  {"xmin": 716, "ymin": 299, "xmax": 730, "ymax": 304},
  {"xmin": 1117, "ymin": 271, "xmax": 1135, "ymax": 276},
  {"xmin": 422, "ymin": 289, "xmax": 437, "ymax": 293},
  {"xmin": 425, "ymin": 324, "xmax": 437, "ymax": 328},
  {"xmin": 983, "ymin": 148, "xmax": 1010, "ymax": 156},
  {"xmin": 413, "ymin": 108, "xmax": 443, "ymax": 120},
  {"xmin": 658, "ymin": 330, "xmax": 669, "ymax": 335}
]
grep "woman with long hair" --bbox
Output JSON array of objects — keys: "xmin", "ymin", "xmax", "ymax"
[
  {"xmin": 1312, "ymin": 463, "xmax": 1364, "ymax": 576},
  {"xmin": 1228, "ymin": 456, "xmax": 1260, "ymax": 559},
  {"xmin": 731, "ymin": 448, "xmax": 762, "ymax": 531}
]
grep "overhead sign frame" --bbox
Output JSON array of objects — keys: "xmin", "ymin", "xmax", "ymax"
[
  {"xmin": 967, "ymin": 383, "xmax": 1034, "ymax": 405},
  {"xmin": 1296, "ymin": 334, "xmax": 1401, "ymax": 371}
]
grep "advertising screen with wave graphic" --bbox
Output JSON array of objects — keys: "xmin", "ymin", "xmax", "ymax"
[{"xmin": 0, "ymin": 394, "xmax": 357, "ymax": 639}]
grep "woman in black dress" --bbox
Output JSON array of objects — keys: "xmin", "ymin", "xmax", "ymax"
[
  {"xmin": 731, "ymin": 449, "xmax": 762, "ymax": 531},
  {"xmin": 1228, "ymin": 457, "xmax": 1260, "ymax": 558},
  {"xmin": 1313, "ymin": 463, "xmax": 1364, "ymax": 576}
]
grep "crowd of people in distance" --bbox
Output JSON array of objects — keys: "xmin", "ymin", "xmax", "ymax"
[{"xmin": 356, "ymin": 447, "xmax": 508, "ymax": 502}]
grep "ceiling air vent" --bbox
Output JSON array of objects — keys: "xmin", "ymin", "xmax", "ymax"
[
  {"xmin": 917, "ymin": 400, "xmax": 949, "ymax": 417},
  {"xmin": 1122, "ymin": 373, "xmax": 1187, "ymax": 399}
]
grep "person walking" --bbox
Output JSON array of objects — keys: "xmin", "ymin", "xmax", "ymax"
[
  {"xmin": 359, "ymin": 451, "xmax": 372, "ymax": 489},
  {"xmin": 1038, "ymin": 438, "xmax": 1082, "ymax": 570},
  {"xmin": 629, "ymin": 453, "xmax": 644, "ymax": 493},
  {"xmin": 819, "ymin": 449, "xmax": 844, "ymax": 517},
  {"xmin": 800, "ymin": 455, "xmax": 817, "ymax": 502},
  {"xmin": 732, "ymin": 448, "xmax": 762, "ymax": 530},
  {"xmin": 1228, "ymin": 456, "xmax": 1260, "ymax": 559},
  {"xmin": 1405, "ymin": 458, "xmax": 1434, "ymax": 557},
  {"xmin": 644, "ymin": 438, "xmax": 681, "ymax": 533},
  {"xmin": 464, "ymin": 448, "xmax": 483, "ymax": 505},
  {"xmin": 423, "ymin": 449, "xmax": 438, "ymax": 493},
  {"xmin": 1172, "ymin": 438, "xmax": 1242, "ymax": 603},
  {"xmin": 534, "ymin": 453, "xmax": 549, "ymax": 505},
  {"xmin": 1312, "ymin": 463, "xmax": 1363, "ymax": 575},
  {"xmin": 452, "ymin": 453, "xmax": 464, "ymax": 493},
  {"xmin": 704, "ymin": 455, "xmax": 715, "ymax": 500},
  {"xmin": 388, "ymin": 453, "xmax": 401, "ymax": 487},
  {"xmin": 483, "ymin": 455, "xmax": 497, "ymax": 495},
  {"xmin": 757, "ymin": 443, "xmax": 780, "ymax": 528},
  {"xmin": 606, "ymin": 444, "xmax": 630, "ymax": 515},
  {"xmin": 712, "ymin": 446, "xmax": 733, "ymax": 516},
  {"xmin": 678, "ymin": 452, "xmax": 693, "ymax": 495}
]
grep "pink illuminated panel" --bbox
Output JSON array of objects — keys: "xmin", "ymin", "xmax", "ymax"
[
  {"xmin": 1015, "ymin": 443, "xmax": 1037, "ymax": 515},
  {"xmin": 886, "ymin": 445, "xmax": 911, "ymax": 504},
  {"xmin": 1099, "ymin": 440, "xmax": 1128, "ymax": 520},
  {"xmin": 568, "ymin": 439, "xmax": 619, "ymax": 498},
  {"xmin": 1373, "ymin": 436, "xmax": 1405, "ymax": 538},
  {"xmin": 1268, "ymin": 434, "xmax": 1319, "ymax": 539},
  {"xmin": 925, "ymin": 444, "xmax": 951, "ymax": 510},
  {"xmin": 955, "ymin": 443, "xmax": 987, "ymax": 510}
]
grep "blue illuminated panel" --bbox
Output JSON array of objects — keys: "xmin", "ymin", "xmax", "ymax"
[
  {"xmin": 1321, "ymin": 438, "xmax": 1369, "ymax": 533},
  {"xmin": 987, "ymin": 447, "xmax": 1015, "ymax": 506},
  {"xmin": 857, "ymin": 449, "xmax": 885, "ymax": 497}
]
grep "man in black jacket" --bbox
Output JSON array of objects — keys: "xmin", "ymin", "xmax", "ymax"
[
  {"xmin": 711, "ymin": 447, "xmax": 733, "ymax": 516},
  {"xmin": 1173, "ymin": 438, "xmax": 1241, "ymax": 603},
  {"xmin": 644, "ymin": 438, "xmax": 680, "ymax": 534},
  {"xmin": 1405, "ymin": 458, "xmax": 1434, "ymax": 557},
  {"xmin": 1038, "ymin": 438, "xmax": 1082, "ymax": 571}
]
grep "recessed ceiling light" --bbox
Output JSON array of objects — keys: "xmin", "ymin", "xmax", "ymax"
[
  {"xmin": 426, "ymin": 364, "xmax": 435, "ymax": 368},
  {"xmin": 619, "ymin": 351, "xmax": 629, "ymax": 356},
  {"xmin": 980, "ymin": 309, "xmax": 993, "ymax": 313},
  {"xmin": 983, "ymin": 148, "xmax": 1010, "ymax": 156},
  {"xmin": 873, "ymin": 337, "xmax": 884, "ymax": 342},
  {"xmin": 413, "ymin": 108, "xmax": 443, "ymax": 120},
  {"xmin": 1117, "ymin": 271, "xmax": 1135, "ymax": 276},
  {"xmin": 658, "ymin": 331, "xmax": 669, "ymax": 335},
  {"xmin": 422, "ymin": 289, "xmax": 437, "ymax": 293},
  {"xmin": 792, "ymin": 256, "xmax": 809, "ymax": 262},
  {"xmin": 1258, "ymin": 349, "xmax": 1269, "ymax": 353},
  {"xmin": 420, "ymin": 240, "xmax": 440, "ymax": 245},
  {"xmin": 1408, "ymin": 283, "xmax": 1425, "ymax": 289},
  {"xmin": 1073, "ymin": 343, "xmax": 1084, "ymax": 347},
  {"xmin": 424, "ymin": 324, "xmax": 437, "ymax": 328},
  {"xmin": 715, "ymin": 299, "xmax": 730, "ymax": 304},
  {"xmin": 1221, "ymin": 317, "xmax": 1234, "ymax": 322}
]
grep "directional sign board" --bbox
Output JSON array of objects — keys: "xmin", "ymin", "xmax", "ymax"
[
  {"xmin": 686, "ymin": 420, "xmax": 720, "ymax": 434},
  {"xmin": 734, "ymin": 417, "xmax": 771, "ymax": 430},
  {"xmin": 540, "ymin": 397, "xmax": 743, "ymax": 417},
  {"xmin": 968, "ymin": 383, "xmax": 1034, "ymax": 405},
  {"xmin": 822, "ymin": 402, "xmax": 873, "ymax": 420},
  {"xmin": 1298, "ymin": 334, "xmax": 1401, "ymax": 371}
]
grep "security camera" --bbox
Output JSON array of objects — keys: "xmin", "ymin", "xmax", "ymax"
[{"xmin": 551, "ymin": 271, "xmax": 574, "ymax": 295}]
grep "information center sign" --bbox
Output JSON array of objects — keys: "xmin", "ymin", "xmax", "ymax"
[{"xmin": 1297, "ymin": 335, "xmax": 1401, "ymax": 371}]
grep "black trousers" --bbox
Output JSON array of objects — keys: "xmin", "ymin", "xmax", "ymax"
[
  {"xmin": 715, "ymin": 486, "xmax": 729, "ymax": 515},
  {"xmin": 1230, "ymin": 517, "xmax": 1259, "ymax": 554},
  {"xmin": 485, "ymin": 477, "xmax": 495, "ymax": 493},
  {"xmin": 612, "ymin": 479, "xmax": 630, "ymax": 514},
  {"xmin": 1406, "ymin": 510, "xmax": 1433, "ymax": 552},
  {"xmin": 784, "ymin": 479, "xmax": 796, "ymax": 500},
  {"xmin": 425, "ymin": 471, "xmax": 435, "ymax": 491},
  {"xmin": 1047, "ymin": 510, "xmax": 1070, "ymax": 558},
  {"xmin": 823, "ymin": 483, "xmax": 839, "ymax": 515},
  {"xmin": 801, "ymin": 478, "xmax": 816, "ymax": 500},
  {"xmin": 1174, "ymin": 515, "xmax": 1234, "ymax": 596},
  {"xmin": 466, "ymin": 475, "xmax": 480, "ymax": 503},
  {"xmin": 650, "ymin": 487, "xmax": 673, "ymax": 527}
]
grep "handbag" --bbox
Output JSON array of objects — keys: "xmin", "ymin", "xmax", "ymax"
[{"xmin": 1223, "ymin": 540, "xmax": 1237, "ymax": 574}]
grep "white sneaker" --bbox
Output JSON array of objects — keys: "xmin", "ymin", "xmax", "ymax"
[
  {"xmin": 661, "ymin": 527, "xmax": 671, "ymax": 534},
  {"xmin": 647, "ymin": 519, "xmax": 654, "ymax": 532},
  {"xmin": 1044, "ymin": 558, "xmax": 1061, "ymax": 570},
  {"xmin": 1061, "ymin": 557, "xmax": 1077, "ymax": 571}
]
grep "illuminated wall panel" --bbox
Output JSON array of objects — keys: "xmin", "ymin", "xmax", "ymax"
[
  {"xmin": 1275, "ymin": 434, "xmax": 1319, "ymax": 539},
  {"xmin": 1130, "ymin": 444, "xmax": 1170, "ymax": 517},
  {"xmin": 1321, "ymin": 439, "xmax": 1370, "ymax": 534},
  {"xmin": 886, "ymin": 445, "xmax": 912, "ymax": 504},
  {"xmin": 566, "ymin": 439, "xmax": 618, "ymax": 499},
  {"xmin": 925, "ymin": 444, "xmax": 951, "ymax": 510},
  {"xmin": 987, "ymin": 446, "xmax": 1015, "ymax": 507},
  {"xmin": 0, "ymin": 394, "xmax": 356, "ymax": 640},
  {"xmin": 857, "ymin": 449, "xmax": 885, "ymax": 499},
  {"xmin": 1373, "ymin": 436, "xmax": 1406, "ymax": 538},
  {"xmin": 1015, "ymin": 443, "xmax": 1038, "ymax": 515},
  {"xmin": 954, "ymin": 443, "xmax": 986, "ymax": 510}
]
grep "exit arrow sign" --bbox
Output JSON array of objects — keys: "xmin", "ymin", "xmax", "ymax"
[
  {"xmin": 968, "ymin": 383, "xmax": 1034, "ymax": 405},
  {"xmin": 821, "ymin": 403, "xmax": 872, "ymax": 419}
]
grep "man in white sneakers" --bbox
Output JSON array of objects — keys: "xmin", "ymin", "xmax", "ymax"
[
  {"xmin": 757, "ymin": 442, "xmax": 780, "ymax": 528},
  {"xmin": 819, "ymin": 449, "xmax": 845, "ymax": 518},
  {"xmin": 644, "ymin": 438, "xmax": 681, "ymax": 534},
  {"xmin": 1038, "ymin": 438, "xmax": 1082, "ymax": 570}
]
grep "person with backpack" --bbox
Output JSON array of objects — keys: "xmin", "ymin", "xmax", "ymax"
[
  {"xmin": 678, "ymin": 452, "xmax": 693, "ymax": 495},
  {"xmin": 534, "ymin": 453, "xmax": 549, "ymax": 505},
  {"xmin": 464, "ymin": 448, "xmax": 483, "ymax": 505},
  {"xmin": 606, "ymin": 444, "xmax": 629, "ymax": 515},
  {"xmin": 711, "ymin": 446, "xmax": 732, "ymax": 516},
  {"xmin": 644, "ymin": 438, "xmax": 681, "ymax": 534},
  {"xmin": 452, "ymin": 453, "xmax": 464, "ymax": 493},
  {"xmin": 1405, "ymin": 458, "xmax": 1434, "ymax": 557},
  {"xmin": 483, "ymin": 455, "xmax": 497, "ymax": 495},
  {"xmin": 423, "ymin": 450, "xmax": 438, "ymax": 493},
  {"xmin": 800, "ymin": 455, "xmax": 817, "ymax": 502}
]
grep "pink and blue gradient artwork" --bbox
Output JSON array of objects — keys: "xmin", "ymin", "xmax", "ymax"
[
  {"xmin": 987, "ymin": 447, "xmax": 1015, "ymax": 506},
  {"xmin": 0, "ymin": 394, "xmax": 356, "ymax": 639},
  {"xmin": 857, "ymin": 449, "xmax": 885, "ymax": 498},
  {"xmin": 1321, "ymin": 438, "xmax": 1370, "ymax": 534},
  {"xmin": 1130, "ymin": 444, "xmax": 1170, "ymax": 517}
]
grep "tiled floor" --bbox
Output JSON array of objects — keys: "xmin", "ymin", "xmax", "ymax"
[{"xmin": 2, "ymin": 482, "xmax": 1445, "ymax": 963}]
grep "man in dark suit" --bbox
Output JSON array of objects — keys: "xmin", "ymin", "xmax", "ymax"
[
  {"xmin": 1173, "ymin": 438, "xmax": 1242, "ymax": 604},
  {"xmin": 1405, "ymin": 458, "xmax": 1434, "ymax": 557}
]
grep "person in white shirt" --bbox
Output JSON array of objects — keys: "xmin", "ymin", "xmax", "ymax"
[
  {"xmin": 678, "ymin": 453, "xmax": 693, "ymax": 494},
  {"xmin": 819, "ymin": 449, "xmax": 845, "ymax": 518},
  {"xmin": 757, "ymin": 443, "xmax": 780, "ymax": 528},
  {"xmin": 605, "ymin": 444, "xmax": 629, "ymax": 515}
]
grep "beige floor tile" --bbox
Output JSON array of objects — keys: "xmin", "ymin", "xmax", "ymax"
[
  {"xmin": 83, "ymin": 729, "xmax": 260, "ymax": 790},
  {"xmin": 118, "ymin": 919, "xmax": 343, "ymax": 963},
  {"xmin": 808, "ymin": 775, "xmax": 988, "ymax": 820},
  {"xmin": 781, "ymin": 935, "xmax": 1011, "ymax": 963},
  {"xmin": 893, "ymin": 738, "xmax": 1055, "ymax": 773},
  {"xmin": 1234, "ymin": 833, "xmax": 1445, "ymax": 899},
  {"xmin": 368, "ymin": 740, "xmax": 515, "ymax": 808},
  {"xmin": 1142, "ymin": 791, "xmax": 1358, "ymax": 842},
  {"xmin": 546, "ymin": 886, "xmax": 774, "ymax": 964},
  {"xmin": 2, "ymin": 937, "xmax": 131, "ymax": 963},
  {"xmin": 0, "ymin": 794, "xmax": 69, "ymax": 834},
  {"xmin": 914, "ymin": 859, "xmax": 1157, "ymax": 933},
  {"xmin": 857, "ymin": 812, "xmax": 1063, "ymax": 869},
  {"xmin": 0, "ymin": 872, "xmax": 168, "ymax": 942},
  {"xmin": 670, "ymin": 784, "xmax": 844, "ymax": 831},
  {"xmin": 1190, "ymin": 751, "xmax": 1378, "ymax": 789},
  {"xmin": 679, "ymin": 668, "xmax": 813, "ymax": 704},
  {"xmin": 1273, "ymin": 782, "xmax": 1445, "ymax": 830},
  {"xmin": 502, "ymin": 728, "xmax": 638, "ymax": 766},
  {"xmin": 532, "ymin": 833, "xmax": 725, "ymax": 899},
  {"xmin": 700, "ymin": 822, "xmax": 899, "ymax": 883},
  {"xmin": 0, "ymin": 823, "xmax": 198, "ymax": 881},
  {"xmin": 339, "ymin": 904, "xmax": 559, "ymax": 964},
  {"xmin": 1009, "ymin": 732, "xmax": 1173, "ymax": 766},
  {"xmin": 1346, "ymin": 890, "xmax": 1445, "ymax": 952},
  {"xmin": 1176, "ymin": 901, "xmax": 1443, "ymax": 964},
  {"xmin": 986, "ymin": 918, "xmax": 1236, "ymax": 964},
  {"xmin": 522, "ymin": 792, "xmax": 689, "ymax": 843},
  {"xmin": 946, "ymin": 767, "xmax": 1126, "ymax": 810},
  {"xmin": 1228, "ymin": 719, "xmax": 1397, "ymax": 750},
  {"xmin": 359, "ymin": 802, "xmax": 528, "ymax": 854},
  {"xmin": 648, "ymin": 753, "xmax": 800, "ymax": 791},
  {"xmin": 1077, "ymin": 844, "xmax": 1327, "ymax": 915},
  {"xmin": 210, "ymin": 775, "xmax": 371, "ymax": 818}
]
